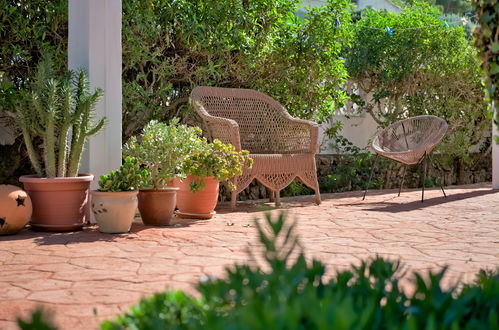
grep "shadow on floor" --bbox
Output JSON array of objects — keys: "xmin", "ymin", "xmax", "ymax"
[{"xmin": 360, "ymin": 188, "xmax": 498, "ymax": 213}]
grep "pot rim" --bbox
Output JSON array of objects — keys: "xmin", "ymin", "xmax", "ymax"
[
  {"xmin": 139, "ymin": 187, "xmax": 180, "ymax": 192},
  {"xmin": 91, "ymin": 190, "xmax": 139, "ymax": 196},
  {"xmin": 19, "ymin": 174, "xmax": 94, "ymax": 183}
]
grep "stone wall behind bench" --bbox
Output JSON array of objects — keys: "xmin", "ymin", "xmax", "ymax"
[{"xmin": 221, "ymin": 152, "xmax": 492, "ymax": 201}]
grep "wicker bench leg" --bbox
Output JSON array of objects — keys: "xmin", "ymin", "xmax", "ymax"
[
  {"xmin": 314, "ymin": 187, "xmax": 321, "ymax": 205},
  {"xmin": 231, "ymin": 190, "xmax": 237, "ymax": 210},
  {"xmin": 269, "ymin": 190, "xmax": 275, "ymax": 203}
]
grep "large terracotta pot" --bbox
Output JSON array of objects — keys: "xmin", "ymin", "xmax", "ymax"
[
  {"xmin": 90, "ymin": 191, "xmax": 138, "ymax": 233},
  {"xmin": 138, "ymin": 188, "xmax": 179, "ymax": 226},
  {"xmin": 0, "ymin": 185, "xmax": 32, "ymax": 235},
  {"xmin": 176, "ymin": 175, "xmax": 219, "ymax": 219},
  {"xmin": 19, "ymin": 174, "xmax": 93, "ymax": 231}
]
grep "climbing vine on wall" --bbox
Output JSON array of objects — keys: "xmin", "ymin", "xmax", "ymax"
[{"xmin": 473, "ymin": 0, "xmax": 499, "ymax": 138}]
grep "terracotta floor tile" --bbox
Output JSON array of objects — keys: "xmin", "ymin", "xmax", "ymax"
[{"xmin": 0, "ymin": 183, "xmax": 497, "ymax": 329}]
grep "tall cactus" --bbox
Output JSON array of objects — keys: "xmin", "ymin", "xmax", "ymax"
[
  {"xmin": 67, "ymin": 70, "xmax": 105, "ymax": 177},
  {"xmin": 15, "ymin": 54, "xmax": 105, "ymax": 178}
]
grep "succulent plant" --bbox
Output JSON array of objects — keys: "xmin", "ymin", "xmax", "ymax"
[{"xmin": 98, "ymin": 157, "xmax": 149, "ymax": 192}]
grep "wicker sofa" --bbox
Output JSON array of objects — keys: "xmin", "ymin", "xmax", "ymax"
[{"xmin": 190, "ymin": 86, "xmax": 321, "ymax": 209}]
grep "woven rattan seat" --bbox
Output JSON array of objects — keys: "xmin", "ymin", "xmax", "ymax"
[
  {"xmin": 364, "ymin": 115, "xmax": 448, "ymax": 201},
  {"xmin": 190, "ymin": 86, "xmax": 321, "ymax": 208}
]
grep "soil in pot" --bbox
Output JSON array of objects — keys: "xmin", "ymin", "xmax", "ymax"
[
  {"xmin": 138, "ymin": 188, "xmax": 179, "ymax": 226},
  {"xmin": 19, "ymin": 174, "xmax": 93, "ymax": 231},
  {"xmin": 176, "ymin": 175, "xmax": 219, "ymax": 219}
]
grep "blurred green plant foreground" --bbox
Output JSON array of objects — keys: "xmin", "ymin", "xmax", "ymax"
[{"xmin": 18, "ymin": 213, "xmax": 499, "ymax": 330}]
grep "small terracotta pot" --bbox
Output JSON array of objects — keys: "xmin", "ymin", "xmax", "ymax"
[
  {"xmin": 176, "ymin": 175, "xmax": 219, "ymax": 219},
  {"xmin": 19, "ymin": 174, "xmax": 93, "ymax": 231},
  {"xmin": 0, "ymin": 185, "xmax": 32, "ymax": 235},
  {"xmin": 138, "ymin": 188, "xmax": 179, "ymax": 226},
  {"xmin": 91, "ymin": 191, "xmax": 138, "ymax": 233}
]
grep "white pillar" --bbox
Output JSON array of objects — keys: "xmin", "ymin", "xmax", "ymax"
[
  {"xmin": 68, "ymin": 0, "xmax": 122, "ymax": 189},
  {"xmin": 493, "ymin": 105, "xmax": 499, "ymax": 189}
]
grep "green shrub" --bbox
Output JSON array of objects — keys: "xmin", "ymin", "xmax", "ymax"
[
  {"xmin": 123, "ymin": 119, "xmax": 203, "ymax": 189},
  {"xmin": 101, "ymin": 291, "xmax": 206, "ymax": 330},
  {"xmin": 345, "ymin": 3, "xmax": 490, "ymax": 166},
  {"xmin": 98, "ymin": 213, "xmax": 499, "ymax": 330}
]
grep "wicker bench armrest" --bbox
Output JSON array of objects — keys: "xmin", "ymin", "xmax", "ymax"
[
  {"xmin": 279, "ymin": 113, "xmax": 320, "ymax": 154},
  {"xmin": 191, "ymin": 100, "xmax": 242, "ymax": 150}
]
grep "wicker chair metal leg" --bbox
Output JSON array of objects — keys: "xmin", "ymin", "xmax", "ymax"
[
  {"xmin": 421, "ymin": 153, "xmax": 428, "ymax": 202},
  {"xmin": 428, "ymin": 153, "xmax": 447, "ymax": 198},
  {"xmin": 398, "ymin": 165, "xmax": 407, "ymax": 197},
  {"xmin": 363, "ymin": 154, "xmax": 379, "ymax": 200}
]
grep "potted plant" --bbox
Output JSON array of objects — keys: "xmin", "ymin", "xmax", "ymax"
[
  {"xmin": 15, "ymin": 54, "xmax": 105, "ymax": 231},
  {"xmin": 123, "ymin": 119, "xmax": 202, "ymax": 226},
  {"xmin": 91, "ymin": 157, "xmax": 149, "ymax": 233},
  {"xmin": 176, "ymin": 139, "xmax": 253, "ymax": 219}
]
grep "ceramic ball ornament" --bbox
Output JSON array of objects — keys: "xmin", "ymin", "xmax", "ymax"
[{"xmin": 0, "ymin": 185, "xmax": 32, "ymax": 235}]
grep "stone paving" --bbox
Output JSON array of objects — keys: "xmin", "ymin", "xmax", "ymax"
[{"xmin": 1, "ymin": 183, "xmax": 498, "ymax": 329}]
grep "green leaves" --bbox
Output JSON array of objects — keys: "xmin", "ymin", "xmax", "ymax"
[
  {"xmin": 180, "ymin": 138, "xmax": 253, "ymax": 192},
  {"xmin": 345, "ymin": 3, "xmax": 489, "ymax": 164},
  {"xmin": 98, "ymin": 157, "xmax": 149, "ymax": 192},
  {"xmin": 123, "ymin": 119, "xmax": 203, "ymax": 189}
]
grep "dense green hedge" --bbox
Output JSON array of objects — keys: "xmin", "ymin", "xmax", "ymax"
[
  {"xmin": 0, "ymin": 0, "xmax": 352, "ymax": 183},
  {"xmin": 344, "ymin": 3, "xmax": 490, "ymax": 166}
]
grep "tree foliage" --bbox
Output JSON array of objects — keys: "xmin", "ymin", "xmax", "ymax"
[
  {"xmin": 345, "ymin": 3, "xmax": 489, "ymax": 164},
  {"xmin": 121, "ymin": 0, "xmax": 353, "ymax": 137}
]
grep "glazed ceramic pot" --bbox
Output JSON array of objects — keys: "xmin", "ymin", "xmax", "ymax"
[
  {"xmin": 90, "ymin": 191, "xmax": 138, "ymax": 233},
  {"xmin": 19, "ymin": 174, "xmax": 93, "ymax": 231},
  {"xmin": 138, "ymin": 187, "xmax": 179, "ymax": 226},
  {"xmin": 0, "ymin": 185, "xmax": 32, "ymax": 235},
  {"xmin": 176, "ymin": 175, "xmax": 219, "ymax": 219}
]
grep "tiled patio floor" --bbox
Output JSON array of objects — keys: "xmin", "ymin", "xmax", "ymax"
[{"xmin": 1, "ymin": 183, "xmax": 498, "ymax": 329}]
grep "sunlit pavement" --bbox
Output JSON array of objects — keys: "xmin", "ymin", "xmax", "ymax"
[{"xmin": 1, "ymin": 183, "xmax": 498, "ymax": 329}]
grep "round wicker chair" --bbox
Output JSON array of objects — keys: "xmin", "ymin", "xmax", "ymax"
[{"xmin": 363, "ymin": 115, "xmax": 448, "ymax": 202}]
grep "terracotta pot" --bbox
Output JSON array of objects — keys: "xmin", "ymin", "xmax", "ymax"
[
  {"xmin": 176, "ymin": 175, "xmax": 219, "ymax": 219},
  {"xmin": 138, "ymin": 188, "xmax": 179, "ymax": 226},
  {"xmin": 0, "ymin": 185, "xmax": 32, "ymax": 235},
  {"xmin": 91, "ymin": 191, "xmax": 138, "ymax": 233},
  {"xmin": 19, "ymin": 174, "xmax": 93, "ymax": 231}
]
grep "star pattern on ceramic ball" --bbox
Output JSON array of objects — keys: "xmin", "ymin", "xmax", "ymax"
[{"xmin": 15, "ymin": 195, "xmax": 25, "ymax": 206}]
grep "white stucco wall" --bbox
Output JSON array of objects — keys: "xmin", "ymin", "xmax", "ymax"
[{"xmin": 319, "ymin": 114, "xmax": 380, "ymax": 153}]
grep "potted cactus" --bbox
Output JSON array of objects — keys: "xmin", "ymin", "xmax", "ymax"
[
  {"xmin": 176, "ymin": 139, "xmax": 253, "ymax": 219},
  {"xmin": 124, "ymin": 119, "xmax": 202, "ymax": 226},
  {"xmin": 15, "ymin": 54, "xmax": 105, "ymax": 231},
  {"xmin": 91, "ymin": 157, "xmax": 149, "ymax": 233}
]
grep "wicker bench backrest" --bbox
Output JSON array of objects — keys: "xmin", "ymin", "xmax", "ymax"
[{"xmin": 191, "ymin": 87, "xmax": 307, "ymax": 154}]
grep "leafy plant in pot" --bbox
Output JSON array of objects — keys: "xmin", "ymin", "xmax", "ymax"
[
  {"xmin": 91, "ymin": 157, "xmax": 149, "ymax": 233},
  {"xmin": 124, "ymin": 119, "xmax": 202, "ymax": 226},
  {"xmin": 14, "ymin": 54, "xmax": 105, "ymax": 231},
  {"xmin": 176, "ymin": 139, "xmax": 253, "ymax": 219}
]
